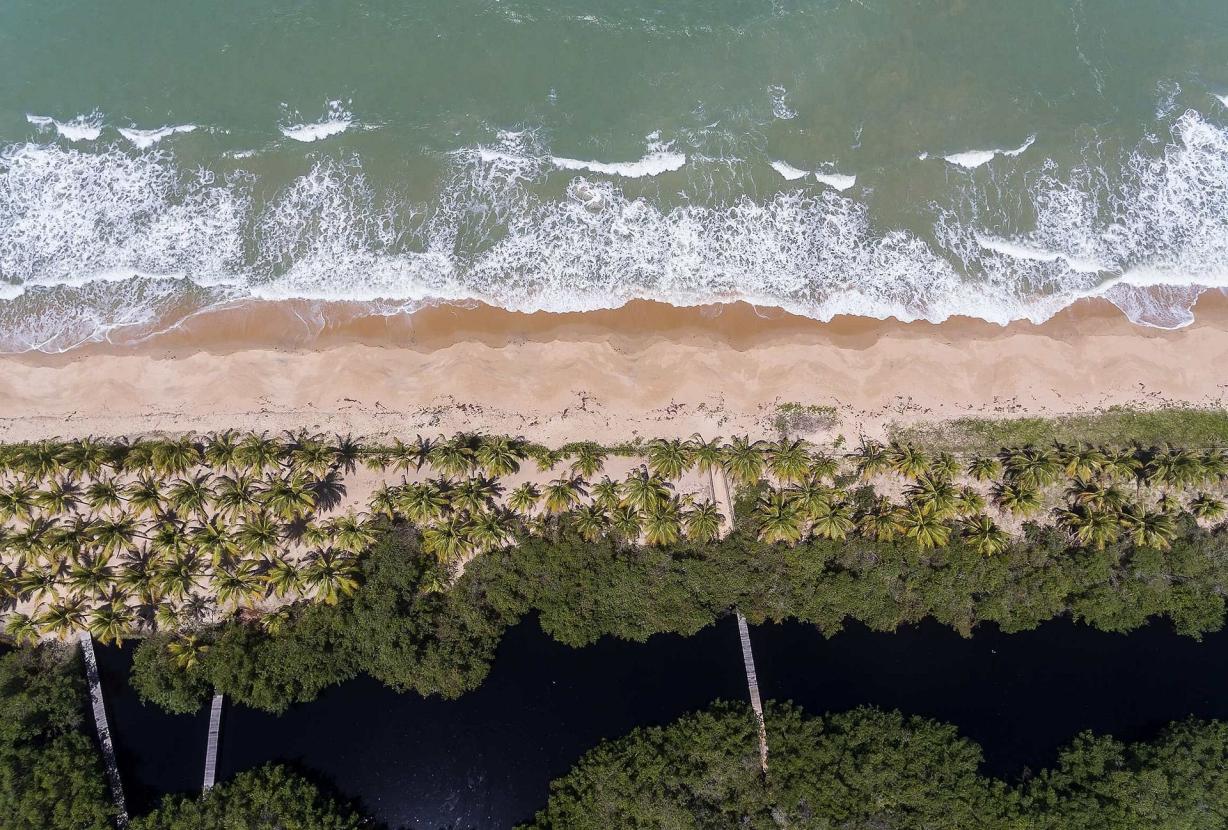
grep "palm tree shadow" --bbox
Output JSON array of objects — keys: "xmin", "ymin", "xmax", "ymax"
[{"xmin": 311, "ymin": 472, "xmax": 347, "ymax": 513}]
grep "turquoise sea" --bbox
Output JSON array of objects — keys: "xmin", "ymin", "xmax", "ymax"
[{"xmin": 1, "ymin": 0, "xmax": 1227, "ymax": 351}]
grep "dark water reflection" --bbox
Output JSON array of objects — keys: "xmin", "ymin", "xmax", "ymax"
[{"xmin": 94, "ymin": 616, "xmax": 1228, "ymax": 829}]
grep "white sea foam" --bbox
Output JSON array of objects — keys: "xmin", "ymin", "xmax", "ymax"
[
  {"xmin": 769, "ymin": 85, "xmax": 797, "ymax": 120},
  {"xmin": 814, "ymin": 172, "xmax": 857, "ymax": 192},
  {"xmin": 941, "ymin": 135, "xmax": 1036, "ymax": 169},
  {"xmin": 1215, "ymin": 94, "xmax": 1228, "ymax": 108},
  {"xmin": 27, "ymin": 112, "xmax": 104, "ymax": 142},
  {"xmin": 279, "ymin": 100, "xmax": 352, "ymax": 143},
  {"xmin": 975, "ymin": 235, "xmax": 1107, "ymax": 274},
  {"xmin": 117, "ymin": 124, "xmax": 197, "ymax": 149},
  {"xmin": 770, "ymin": 160, "xmax": 809, "ymax": 180},
  {"xmin": 551, "ymin": 134, "xmax": 686, "ymax": 178}
]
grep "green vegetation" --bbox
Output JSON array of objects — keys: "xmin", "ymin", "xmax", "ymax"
[
  {"xmin": 0, "ymin": 644, "xmax": 113, "ymax": 830},
  {"xmin": 521, "ymin": 702, "xmax": 1228, "ymax": 830},
  {"xmin": 770, "ymin": 402, "xmax": 839, "ymax": 437},
  {"xmin": 131, "ymin": 765, "xmax": 366, "ymax": 830},
  {"xmin": 892, "ymin": 405, "xmax": 1228, "ymax": 454}
]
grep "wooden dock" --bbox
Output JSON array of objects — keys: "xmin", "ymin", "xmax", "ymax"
[
  {"xmin": 203, "ymin": 693, "xmax": 224, "ymax": 791},
  {"xmin": 735, "ymin": 611, "xmax": 770, "ymax": 774},
  {"xmin": 78, "ymin": 632, "xmax": 129, "ymax": 828}
]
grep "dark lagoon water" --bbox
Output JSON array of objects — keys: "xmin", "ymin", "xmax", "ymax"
[{"xmin": 95, "ymin": 615, "xmax": 1228, "ymax": 829}]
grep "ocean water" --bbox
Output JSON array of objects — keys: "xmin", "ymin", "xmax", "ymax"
[{"xmin": 1, "ymin": 0, "xmax": 1228, "ymax": 351}]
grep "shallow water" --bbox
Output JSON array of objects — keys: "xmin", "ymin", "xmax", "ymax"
[
  {"xmin": 2, "ymin": 1, "xmax": 1228, "ymax": 350},
  {"xmin": 97, "ymin": 615, "xmax": 1228, "ymax": 829}
]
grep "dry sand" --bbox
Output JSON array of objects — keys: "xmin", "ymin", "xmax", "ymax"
[{"xmin": 2, "ymin": 294, "xmax": 1227, "ymax": 445}]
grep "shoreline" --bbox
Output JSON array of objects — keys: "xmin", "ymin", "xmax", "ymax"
[{"xmin": 2, "ymin": 294, "xmax": 1227, "ymax": 445}]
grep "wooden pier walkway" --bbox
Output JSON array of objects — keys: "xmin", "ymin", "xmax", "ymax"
[
  {"xmin": 78, "ymin": 632, "xmax": 129, "ymax": 828},
  {"xmin": 203, "ymin": 693, "xmax": 224, "ymax": 791},
  {"xmin": 735, "ymin": 611, "xmax": 770, "ymax": 774}
]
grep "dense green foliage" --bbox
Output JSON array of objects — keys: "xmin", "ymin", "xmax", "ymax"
[
  {"xmin": 892, "ymin": 406, "xmax": 1228, "ymax": 454},
  {"xmin": 134, "ymin": 509, "xmax": 1228, "ymax": 714},
  {"xmin": 521, "ymin": 702, "xmax": 1228, "ymax": 830},
  {"xmin": 131, "ymin": 764, "xmax": 366, "ymax": 830},
  {"xmin": 0, "ymin": 644, "xmax": 113, "ymax": 830}
]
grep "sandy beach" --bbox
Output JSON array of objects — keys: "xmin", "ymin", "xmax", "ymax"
[{"xmin": 2, "ymin": 293, "xmax": 1227, "ymax": 445}]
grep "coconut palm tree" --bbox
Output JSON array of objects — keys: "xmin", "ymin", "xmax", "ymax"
[
  {"xmin": 507, "ymin": 483, "xmax": 542, "ymax": 516},
  {"xmin": 886, "ymin": 442, "xmax": 930, "ymax": 479},
  {"xmin": 203, "ymin": 430, "xmax": 242, "ymax": 472},
  {"xmin": 429, "ymin": 434, "xmax": 480, "ymax": 477},
  {"xmin": 10, "ymin": 518, "xmax": 59, "ymax": 566},
  {"xmin": 589, "ymin": 477, "xmax": 621, "ymax": 510},
  {"xmin": 213, "ymin": 473, "xmax": 263, "ymax": 520},
  {"xmin": 568, "ymin": 444, "xmax": 607, "ymax": 479},
  {"xmin": 85, "ymin": 477, "xmax": 124, "ymax": 513},
  {"xmin": 469, "ymin": 509, "xmax": 516, "ymax": 551},
  {"xmin": 858, "ymin": 497, "xmax": 903, "ymax": 542},
  {"xmin": 930, "ymin": 452, "xmax": 961, "ymax": 479},
  {"xmin": 304, "ymin": 550, "xmax": 360, "ymax": 604},
  {"xmin": 287, "ymin": 433, "xmax": 334, "ymax": 477},
  {"xmin": 966, "ymin": 456, "xmax": 1003, "ymax": 482},
  {"xmin": 118, "ymin": 548, "xmax": 161, "ymax": 603},
  {"xmin": 368, "ymin": 484, "xmax": 400, "ymax": 520},
  {"xmin": 683, "ymin": 501, "xmax": 724, "ymax": 542},
  {"xmin": 34, "ymin": 477, "xmax": 82, "ymax": 516},
  {"xmin": 608, "ymin": 504, "xmax": 643, "ymax": 541},
  {"xmin": 422, "ymin": 517, "xmax": 472, "ymax": 563},
  {"xmin": 1055, "ymin": 443, "xmax": 1108, "ymax": 480},
  {"xmin": 37, "ymin": 598, "xmax": 88, "ymax": 638},
  {"xmin": 1189, "ymin": 493, "xmax": 1227, "ymax": 522},
  {"xmin": 642, "ymin": 501, "xmax": 683, "ymax": 547},
  {"xmin": 235, "ymin": 433, "xmax": 285, "ymax": 474},
  {"xmin": 849, "ymin": 438, "xmax": 891, "ymax": 480},
  {"xmin": 722, "ymin": 436, "xmax": 767, "ymax": 487},
  {"xmin": 897, "ymin": 503, "xmax": 951, "ymax": 549},
  {"xmin": 150, "ymin": 436, "xmax": 201, "ymax": 477},
  {"xmin": 1118, "ymin": 503, "xmax": 1177, "ymax": 550},
  {"xmin": 236, "ymin": 513, "xmax": 282, "ymax": 557},
  {"xmin": 0, "ymin": 481, "xmax": 37, "ymax": 522},
  {"xmin": 330, "ymin": 433, "xmax": 361, "ymax": 475},
  {"xmin": 1053, "ymin": 505, "xmax": 1120, "ymax": 551},
  {"xmin": 620, "ymin": 468, "xmax": 671, "ymax": 512},
  {"xmin": 646, "ymin": 439, "xmax": 694, "ymax": 481},
  {"xmin": 991, "ymin": 481, "xmax": 1043, "ymax": 517},
  {"xmin": 192, "ymin": 519, "xmax": 239, "ymax": 568},
  {"xmin": 60, "ymin": 437, "xmax": 111, "ymax": 479},
  {"xmin": 1065, "ymin": 478, "xmax": 1127, "ymax": 512},
  {"xmin": 167, "ymin": 634, "xmax": 210, "ymax": 670},
  {"xmin": 124, "ymin": 476, "xmax": 165, "ymax": 517},
  {"xmin": 1103, "ymin": 447, "xmax": 1143, "ymax": 483},
  {"xmin": 961, "ymin": 515, "xmax": 1009, "ymax": 556},
  {"xmin": 476, "ymin": 436, "xmax": 526, "ymax": 478},
  {"xmin": 88, "ymin": 603, "xmax": 134, "ymax": 644},
  {"xmin": 158, "ymin": 552, "xmax": 204, "ymax": 600},
  {"xmin": 5, "ymin": 612, "xmax": 40, "ymax": 645},
  {"xmin": 905, "ymin": 474, "xmax": 958, "ymax": 518},
  {"xmin": 215, "ymin": 562, "xmax": 263, "ymax": 609},
  {"xmin": 570, "ymin": 504, "xmax": 609, "ymax": 543},
  {"xmin": 807, "ymin": 453, "xmax": 840, "ymax": 482},
  {"xmin": 397, "ymin": 482, "xmax": 450, "ymax": 524},
  {"xmin": 18, "ymin": 439, "xmax": 64, "ymax": 480},
  {"xmin": 543, "ymin": 477, "xmax": 587, "ymax": 515},
  {"xmin": 68, "ymin": 553, "xmax": 116, "ymax": 597},
  {"xmin": 765, "ymin": 439, "xmax": 810, "ymax": 485},
  {"xmin": 261, "ymin": 554, "xmax": 302, "ymax": 599},
  {"xmin": 153, "ymin": 602, "xmax": 182, "ymax": 632},
  {"xmin": 689, "ymin": 435, "xmax": 724, "ymax": 476},
  {"xmin": 755, "ymin": 490, "xmax": 804, "ymax": 545},
  {"xmin": 149, "ymin": 520, "xmax": 192, "ymax": 559},
  {"xmin": 1002, "ymin": 447, "xmax": 1062, "ymax": 489},
  {"xmin": 450, "ymin": 477, "xmax": 503, "ymax": 516},
  {"xmin": 260, "ymin": 474, "xmax": 317, "ymax": 521},
  {"xmin": 93, "ymin": 514, "xmax": 139, "ymax": 557},
  {"xmin": 327, "ymin": 514, "xmax": 378, "ymax": 554},
  {"xmin": 810, "ymin": 501, "xmax": 856, "ymax": 541},
  {"xmin": 1145, "ymin": 446, "xmax": 1206, "ymax": 489},
  {"xmin": 954, "ymin": 486, "xmax": 986, "ymax": 517},
  {"xmin": 166, "ymin": 473, "xmax": 214, "ymax": 518},
  {"xmin": 1156, "ymin": 492, "xmax": 1182, "ymax": 514}
]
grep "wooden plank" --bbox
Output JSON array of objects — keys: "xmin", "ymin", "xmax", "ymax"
[
  {"xmin": 203, "ymin": 693, "xmax": 224, "ymax": 791},
  {"xmin": 735, "ymin": 611, "xmax": 770, "ymax": 774},
  {"xmin": 78, "ymin": 632, "xmax": 129, "ymax": 828}
]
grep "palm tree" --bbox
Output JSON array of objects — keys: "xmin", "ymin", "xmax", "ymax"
[
  {"xmin": 18, "ymin": 439, "xmax": 64, "ymax": 480},
  {"xmin": 961, "ymin": 514, "xmax": 1009, "ymax": 556},
  {"xmin": 234, "ymin": 433, "xmax": 285, "ymax": 474},
  {"xmin": 85, "ymin": 477, "xmax": 124, "ymax": 513},
  {"xmin": 261, "ymin": 554, "xmax": 302, "ymax": 599},
  {"xmin": 150, "ymin": 436, "xmax": 201, "ymax": 477},
  {"xmin": 905, "ymin": 474, "xmax": 958, "ymax": 518},
  {"xmin": 476, "ymin": 436, "xmax": 526, "ymax": 478},
  {"xmin": 507, "ymin": 483, "xmax": 542, "ymax": 516},
  {"xmin": 642, "ymin": 502, "xmax": 682, "ymax": 547},
  {"xmin": 886, "ymin": 442, "xmax": 930, "ymax": 479},
  {"xmin": 683, "ymin": 501, "xmax": 724, "ymax": 542},
  {"xmin": 38, "ymin": 599, "xmax": 88, "ymax": 638},
  {"xmin": 167, "ymin": 634, "xmax": 210, "ymax": 670},
  {"xmin": 589, "ymin": 477, "xmax": 621, "ymax": 510},
  {"xmin": 149, "ymin": 520, "xmax": 191, "ymax": 559},
  {"xmin": 68, "ymin": 553, "xmax": 116, "ymax": 597},
  {"xmin": 88, "ymin": 603, "xmax": 134, "ymax": 644},
  {"xmin": 469, "ymin": 509, "xmax": 516, "ymax": 551},
  {"xmin": 1118, "ymin": 503, "xmax": 1177, "ymax": 550},
  {"xmin": 34, "ymin": 477, "xmax": 82, "ymax": 516},
  {"xmin": 1189, "ymin": 493, "xmax": 1227, "ymax": 522},
  {"xmin": 119, "ymin": 439, "xmax": 156, "ymax": 474},
  {"xmin": 429, "ymin": 434, "xmax": 480, "ymax": 477},
  {"xmin": 954, "ymin": 486, "xmax": 986, "ymax": 517},
  {"xmin": 608, "ymin": 505, "xmax": 643, "ymax": 540},
  {"xmin": 422, "ymin": 517, "xmax": 472, "ymax": 563},
  {"xmin": 1002, "ymin": 447, "xmax": 1062, "ymax": 489},
  {"xmin": 215, "ymin": 562, "xmax": 263, "ymax": 609},
  {"xmin": 304, "ymin": 550, "xmax": 360, "ymax": 604},
  {"xmin": 368, "ymin": 484, "xmax": 400, "ymax": 520},
  {"xmin": 327, "ymin": 514, "xmax": 378, "ymax": 553},
  {"xmin": 755, "ymin": 490, "xmax": 804, "ymax": 545},
  {"xmin": 543, "ymin": 477, "xmax": 587, "ymax": 515},
  {"xmin": 858, "ymin": 497, "xmax": 903, "ymax": 542},
  {"xmin": 1055, "ymin": 443, "xmax": 1108, "ymax": 480},
  {"xmin": 571, "ymin": 504, "xmax": 609, "ymax": 543},
  {"xmin": 931, "ymin": 452, "xmax": 961, "ymax": 479},
  {"xmin": 991, "ymin": 481, "xmax": 1043, "ymax": 517},
  {"xmin": 1103, "ymin": 447, "xmax": 1143, "ymax": 483},
  {"xmin": 849, "ymin": 438, "xmax": 891, "ymax": 479},
  {"xmin": 260, "ymin": 474, "xmax": 317, "ymax": 521},
  {"xmin": 531, "ymin": 448, "xmax": 565, "ymax": 473},
  {"xmin": 0, "ymin": 481, "xmax": 37, "ymax": 522},
  {"xmin": 1053, "ymin": 505, "xmax": 1120, "ymax": 550},
  {"xmin": 1145, "ymin": 446, "xmax": 1206, "ymax": 489},
  {"xmin": 450, "ymin": 477, "xmax": 503, "ymax": 516},
  {"xmin": 1065, "ymin": 478, "xmax": 1127, "ymax": 512},
  {"xmin": 620, "ymin": 468, "xmax": 671, "ymax": 512},
  {"xmin": 213, "ymin": 473, "xmax": 264, "ymax": 520},
  {"xmin": 567, "ymin": 443, "xmax": 607, "ymax": 479},
  {"xmin": 810, "ymin": 501, "xmax": 855, "ymax": 541},
  {"xmin": 287, "ymin": 433, "xmax": 334, "ymax": 477},
  {"xmin": 330, "ymin": 433, "xmax": 362, "ymax": 475},
  {"xmin": 785, "ymin": 476, "xmax": 832, "ymax": 521},
  {"xmin": 57, "ymin": 437, "xmax": 110, "ymax": 478},
  {"xmin": 236, "ymin": 513, "xmax": 282, "ymax": 557},
  {"xmin": 807, "ymin": 453, "xmax": 840, "ymax": 482},
  {"xmin": 722, "ymin": 436, "xmax": 767, "ymax": 487},
  {"xmin": 966, "ymin": 456, "xmax": 1003, "ymax": 482},
  {"xmin": 765, "ymin": 439, "xmax": 810, "ymax": 485},
  {"xmin": 166, "ymin": 473, "xmax": 214, "ymax": 518},
  {"xmin": 124, "ymin": 476, "xmax": 165, "ymax": 517},
  {"xmin": 5, "ymin": 613, "xmax": 40, "ymax": 645},
  {"xmin": 192, "ymin": 519, "xmax": 239, "ymax": 567},
  {"xmin": 689, "ymin": 435, "xmax": 724, "ymax": 476},
  {"xmin": 397, "ymin": 482, "xmax": 450, "ymax": 524},
  {"xmin": 897, "ymin": 503, "xmax": 951, "ymax": 549},
  {"xmin": 158, "ymin": 553, "xmax": 204, "ymax": 600},
  {"xmin": 646, "ymin": 439, "xmax": 694, "ymax": 481},
  {"xmin": 94, "ymin": 514, "xmax": 139, "ymax": 557},
  {"xmin": 204, "ymin": 429, "xmax": 242, "ymax": 472}
]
